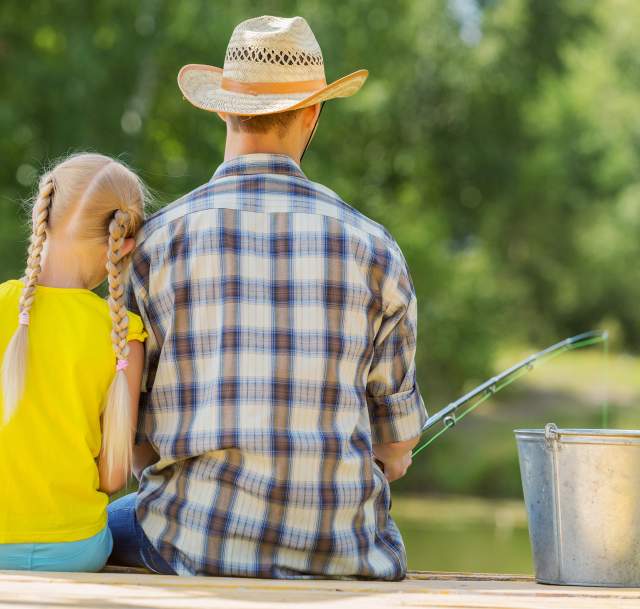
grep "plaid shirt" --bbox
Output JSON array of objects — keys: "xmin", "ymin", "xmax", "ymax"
[{"xmin": 126, "ymin": 154, "xmax": 426, "ymax": 579}]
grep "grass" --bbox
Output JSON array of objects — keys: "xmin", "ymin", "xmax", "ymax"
[{"xmin": 497, "ymin": 345, "xmax": 640, "ymax": 410}]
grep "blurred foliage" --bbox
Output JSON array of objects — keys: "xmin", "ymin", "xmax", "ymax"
[{"xmin": 1, "ymin": 0, "xmax": 639, "ymax": 494}]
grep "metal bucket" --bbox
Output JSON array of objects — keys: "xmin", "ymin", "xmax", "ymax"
[{"xmin": 515, "ymin": 424, "xmax": 640, "ymax": 587}]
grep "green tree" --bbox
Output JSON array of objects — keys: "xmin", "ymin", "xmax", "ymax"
[{"xmin": 1, "ymin": 1, "xmax": 639, "ymax": 497}]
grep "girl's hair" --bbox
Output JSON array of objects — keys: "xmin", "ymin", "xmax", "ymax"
[{"xmin": 1, "ymin": 153, "xmax": 145, "ymax": 480}]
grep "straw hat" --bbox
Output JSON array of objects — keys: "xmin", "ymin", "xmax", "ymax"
[{"xmin": 178, "ymin": 15, "xmax": 368, "ymax": 116}]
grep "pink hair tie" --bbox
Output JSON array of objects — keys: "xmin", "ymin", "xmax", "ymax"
[
  {"xmin": 116, "ymin": 359, "xmax": 129, "ymax": 372},
  {"xmin": 18, "ymin": 312, "xmax": 30, "ymax": 326}
]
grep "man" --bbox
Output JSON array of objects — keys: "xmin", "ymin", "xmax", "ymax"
[{"xmin": 108, "ymin": 15, "xmax": 426, "ymax": 580}]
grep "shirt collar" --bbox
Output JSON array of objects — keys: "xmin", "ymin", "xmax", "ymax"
[{"xmin": 212, "ymin": 153, "xmax": 307, "ymax": 181}]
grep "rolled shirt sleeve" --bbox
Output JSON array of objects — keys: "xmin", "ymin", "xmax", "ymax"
[{"xmin": 366, "ymin": 251, "xmax": 427, "ymax": 444}]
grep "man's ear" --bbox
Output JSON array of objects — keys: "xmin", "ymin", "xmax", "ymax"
[
  {"xmin": 121, "ymin": 237, "xmax": 136, "ymax": 258},
  {"xmin": 301, "ymin": 104, "xmax": 321, "ymax": 130}
]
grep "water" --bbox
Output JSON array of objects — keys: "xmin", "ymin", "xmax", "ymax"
[
  {"xmin": 392, "ymin": 495, "xmax": 533, "ymax": 574},
  {"xmin": 398, "ymin": 520, "xmax": 533, "ymax": 573}
]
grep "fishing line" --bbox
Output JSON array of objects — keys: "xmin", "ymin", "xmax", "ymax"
[
  {"xmin": 601, "ymin": 336, "xmax": 610, "ymax": 428},
  {"xmin": 413, "ymin": 333, "xmax": 608, "ymax": 457}
]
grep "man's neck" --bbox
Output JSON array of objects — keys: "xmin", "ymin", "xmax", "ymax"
[{"xmin": 223, "ymin": 133, "xmax": 302, "ymax": 165}]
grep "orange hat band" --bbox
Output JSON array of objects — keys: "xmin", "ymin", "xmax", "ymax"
[{"xmin": 220, "ymin": 77, "xmax": 327, "ymax": 96}]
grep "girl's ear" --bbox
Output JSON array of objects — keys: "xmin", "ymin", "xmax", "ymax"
[{"xmin": 121, "ymin": 237, "xmax": 136, "ymax": 258}]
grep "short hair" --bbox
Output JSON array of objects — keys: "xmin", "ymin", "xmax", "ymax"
[{"xmin": 227, "ymin": 109, "xmax": 303, "ymax": 136}]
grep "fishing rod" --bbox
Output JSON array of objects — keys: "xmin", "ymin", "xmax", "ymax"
[{"xmin": 412, "ymin": 330, "xmax": 608, "ymax": 457}]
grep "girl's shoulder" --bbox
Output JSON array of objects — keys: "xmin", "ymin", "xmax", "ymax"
[
  {"xmin": 74, "ymin": 291, "xmax": 147, "ymax": 342},
  {"xmin": 0, "ymin": 280, "xmax": 23, "ymax": 311},
  {"xmin": 0, "ymin": 281, "xmax": 146, "ymax": 341},
  {"xmin": 1, "ymin": 279, "xmax": 102, "ymax": 306},
  {"xmin": 87, "ymin": 294, "xmax": 147, "ymax": 342},
  {"xmin": 0, "ymin": 279, "xmax": 22, "ymax": 297}
]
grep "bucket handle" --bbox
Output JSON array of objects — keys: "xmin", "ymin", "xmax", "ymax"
[{"xmin": 545, "ymin": 422, "xmax": 559, "ymax": 447}]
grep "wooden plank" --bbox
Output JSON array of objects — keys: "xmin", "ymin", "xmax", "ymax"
[
  {"xmin": 1, "ymin": 569, "xmax": 639, "ymax": 609},
  {"xmin": 100, "ymin": 566, "xmax": 535, "ymax": 581},
  {"xmin": 406, "ymin": 570, "xmax": 534, "ymax": 582},
  {"xmin": 102, "ymin": 565, "xmax": 151, "ymax": 575}
]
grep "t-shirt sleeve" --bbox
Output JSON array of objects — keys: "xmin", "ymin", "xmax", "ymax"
[{"xmin": 126, "ymin": 311, "xmax": 148, "ymax": 343}]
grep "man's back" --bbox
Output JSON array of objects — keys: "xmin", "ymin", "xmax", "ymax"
[{"xmin": 127, "ymin": 153, "xmax": 426, "ymax": 579}]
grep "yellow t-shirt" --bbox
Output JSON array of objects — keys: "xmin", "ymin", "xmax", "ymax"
[{"xmin": 0, "ymin": 279, "xmax": 147, "ymax": 543}]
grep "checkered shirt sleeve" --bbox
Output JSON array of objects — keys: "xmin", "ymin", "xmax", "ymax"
[{"xmin": 366, "ymin": 251, "xmax": 426, "ymax": 444}]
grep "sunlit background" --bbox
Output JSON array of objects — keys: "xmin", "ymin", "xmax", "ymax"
[{"xmin": 2, "ymin": 0, "xmax": 639, "ymax": 573}]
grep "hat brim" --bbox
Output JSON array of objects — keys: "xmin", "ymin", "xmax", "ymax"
[{"xmin": 177, "ymin": 64, "xmax": 368, "ymax": 116}]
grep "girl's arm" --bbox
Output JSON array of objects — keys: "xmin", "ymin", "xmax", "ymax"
[
  {"xmin": 133, "ymin": 440, "xmax": 159, "ymax": 481},
  {"xmin": 98, "ymin": 340, "xmax": 144, "ymax": 494}
]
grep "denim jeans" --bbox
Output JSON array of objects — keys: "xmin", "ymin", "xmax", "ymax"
[{"xmin": 107, "ymin": 493, "xmax": 175, "ymax": 575}]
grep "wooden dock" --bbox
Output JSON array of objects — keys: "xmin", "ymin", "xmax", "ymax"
[{"xmin": 1, "ymin": 569, "xmax": 639, "ymax": 608}]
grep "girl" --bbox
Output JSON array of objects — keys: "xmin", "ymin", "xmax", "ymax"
[{"xmin": 0, "ymin": 153, "xmax": 147, "ymax": 572}]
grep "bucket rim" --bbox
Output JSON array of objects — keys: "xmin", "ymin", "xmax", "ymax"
[{"xmin": 514, "ymin": 427, "xmax": 640, "ymax": 438}]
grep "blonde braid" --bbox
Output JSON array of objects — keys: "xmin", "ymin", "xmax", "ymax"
[
  {"xmin": 107, "ymin": 209, "xmax": 131, "ymax": 364},
  {"xmin": 20, "ymin": 176, "xmax": 54, "ymax": 322},
  {"xmin": 1, "ymin": 176, "xmax": 54, "ymax": 424},
  {"xmin": 100, "ymin": 208, "xmax": 133, "ymax": 477}
]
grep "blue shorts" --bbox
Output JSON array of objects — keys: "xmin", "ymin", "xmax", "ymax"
[{"xmin": 0, "ymin": 526, "xmax": 113, "ymax": 572}]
